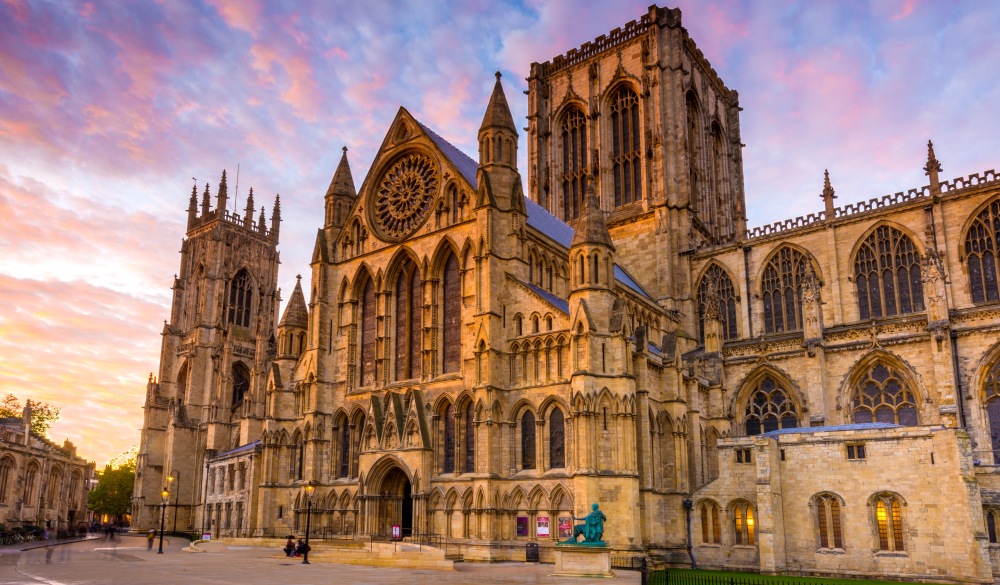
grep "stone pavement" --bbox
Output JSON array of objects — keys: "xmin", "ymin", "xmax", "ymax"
[{"xmin": 0, "ymin": 535, "xmax": 641, "ymax": 584}]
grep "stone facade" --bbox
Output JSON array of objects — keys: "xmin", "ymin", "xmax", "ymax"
[
  {"xmin": 135, "ymin": 4, "xmax": 1000, "ymax": 582},
  {"xmin": 0, "ymin": 409, "xmax": 94, "ymax": 532}
]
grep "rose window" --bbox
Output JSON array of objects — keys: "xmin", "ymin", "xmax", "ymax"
[{"xmin": 371, "ymin": 153, "xmax": 438, "ymax": 241}]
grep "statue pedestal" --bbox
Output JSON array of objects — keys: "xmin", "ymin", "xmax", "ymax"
[{"xmin": 552, "ymin": 545, "xmax": 616, "ymax": 578}]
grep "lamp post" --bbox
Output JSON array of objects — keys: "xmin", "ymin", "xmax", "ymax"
[
  {"xmin": 158, "ymin": 488, "xmax": 169, "ymax": 554},
  {"xmin": 682, "ymin": 498, "xmax": 696, "ymax": 570},
  {"xmin": 167, "ymin": 471, "xmax": 180, "ymax": 537},
  {"xmin": 302, "ymin": 484, "xmax": 315, "ymax": 565}
]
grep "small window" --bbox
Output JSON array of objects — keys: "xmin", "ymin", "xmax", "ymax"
[
  {"xmin": 735, "ymin": 448, "xmax": 752, "ymax": 464},
  {"xmin": 780, "ymin": 449, "xmax": 786, "ymax": 461},
  {"xmin": 847, "ymin": 443, "xmax": 866, "ymax": 460},
  {"xmin": 277, "ymin": 505, "xmax": 283, "ymax": 519}
]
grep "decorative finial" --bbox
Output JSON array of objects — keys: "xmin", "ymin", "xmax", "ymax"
[
  {"xmin": 821, "ymin": 169, "xmax": 836, "ymax": 200},
  {"xmin": 296, "ymin": 274, "xmax": 302, "ymax": 281},
  {"xmin": 924, "ymin": 139, "xmax": 942, "ymax": 175},
  {"xmin": 342, "ymin": 146, "xmax": 348, "ymax": 153},
  {"xmin": 495, "ymin": 71, "xmax": 502, "ymax": 80}
]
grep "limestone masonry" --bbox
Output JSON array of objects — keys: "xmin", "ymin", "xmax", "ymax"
[{"xmin": 135, "ymin": 5, "xmax": 1000, "ymax": 582}]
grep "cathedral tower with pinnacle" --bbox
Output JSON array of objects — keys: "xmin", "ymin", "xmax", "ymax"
[{"xmin": 133, "ymin": 171, "xmax": 281, "ymax": 532}]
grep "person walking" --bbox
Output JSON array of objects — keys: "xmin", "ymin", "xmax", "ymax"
[{"xmin": 147, "ymin": 529, "xmax": 155, "ymax": 551}]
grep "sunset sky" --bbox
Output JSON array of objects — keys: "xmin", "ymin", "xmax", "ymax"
[{"xmin": 2, "ymin": 0, "xmax": 999, "ymax": 466}]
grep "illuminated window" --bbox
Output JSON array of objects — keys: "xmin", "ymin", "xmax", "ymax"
[
  {"xmin": 873, "ymin": 493, "xmax": 904, "ymax": 551},
  {"xmin": 733, "ymin": 501, "xmax": 755, "ymax": 546}
]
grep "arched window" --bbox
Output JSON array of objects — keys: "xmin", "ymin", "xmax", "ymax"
[
  {"xmin": 815, "ymin": 493, "xmax": 844, "ymax": 549},
  {"xmin": 232, "ymin": 363, "xmax": 250, "ymax": 406},
  {"xmin": 549, "ymin": 408, "xmax": 565, "ymax": 468},
  {"xmin": 733, "ymin": 501, "xmax": 755, "ymax": 546},
  {"xmin": 851, "ymin": 363, "xmax": 918, "ymax": 425},
  {"xmin": 873, "ymin": 493, "xmax": 904, "ymax": 551},
  {"xmin": 986, "ymin": 508, "xmax": 1000, "ymax": 544},
  {"xmin": 699, "ymin": 501, "xmax": 721, "ymax": 544},
  {"xmin": 463, "ymin": 402, "xmax": 475, "ymax": 473},
  {"xmin": 394, "ymin": 258, "xmax": 421, "ymax": 381},
  {"xmin": 762, "ymin": 247, "xmax": 811, "ymax": 334},
  {"xmin": 449, "ymin": 185, "xmax": 460, "ymax": 224},
  {"xmin": 698, "ymin": 264, "xmax": 738, "ymax": 341},
  {"xmin": 743, "ymin": 376, "xmax": 799, "ymax": 435},
  {"xmin": 442, "ymin": 404, "xmax": 455, "ymax": 474},
  {"xmin": 984, "ymin": 361, "xmax": 1000, "ymax": 464},
  {"xmin": 610, "ymin": 86, "xmax": 641, "ymax": 207},
  {"xmin": 46, "ymin": 468, "xmax": 61, "ymax": 506},
  {"xmin": 560, "ymin": 108, "xmax": 588, "ymax": 221},
  {"xmin": 513, "ymin": 314, "xmax": 523, "ymax": 337},
  {"xmin": 24, "ymin": 462, "xmax": 38, "ymax": 506},
  {"xmin": 710, "ymin": 123, "xmax": 729, "ymax": 240},
  {"xmin": 854, "ymin": 226, "xmax": 924, "ymax": 320},
  {"xmin": 227, "ymin": 269, "xmax": 253, "ymax": 328},
  {"xmin": 966, "ymin": 199, "xmax": 1000, "ymax": 304},
  {"xmin": 686, "ymin": 92, "xmax": 704, "ymax": 221},
  {"xmin": 359, "ymin": 278, "xmax": 376, "ymax": 387},
  {"xmin": 0, "ymin": 458, "xmax": 12, "ymax": 504},
  {"xmin": 521, "ymin": 411, "xmax": 536, "ymax": 470},
  {"xmin": 338, "ymin": 420, "xmax": 350, "ymax": 478},
  {"xmin": 442, "ymin": 253, "xmax": 461, "ymax": 373},
  {"xmin": 292, "ymin": 436, "xmax": 304, "ymax": 480}
]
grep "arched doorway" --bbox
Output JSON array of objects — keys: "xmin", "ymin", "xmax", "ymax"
[{"xmin": 375, "ymin": 466, "xmax": 412, "ymax": 537}]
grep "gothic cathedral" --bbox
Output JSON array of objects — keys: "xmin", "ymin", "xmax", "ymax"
[{"xmin": 135, "ymin": 5, "xmax": 1000, "ymax": 582}]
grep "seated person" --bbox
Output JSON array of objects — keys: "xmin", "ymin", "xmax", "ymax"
[{"xmin": 283, "ymin": 537, "xmax": 295, "ymax": 557}]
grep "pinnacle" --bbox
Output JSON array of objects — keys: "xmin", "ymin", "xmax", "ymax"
[
  {"xmin": 571, "ymin": 178, "xmax": 615, "ymax": 251},
  {"xmin": 821, "ymin": 169, "xmax": 836, "ymax": 200},
  {"xmin": 326, "ymin": 146, "xmax": 357, "ymax": 199},
  {"xmin": 278, "ymin": 275, "xmax": 309, "ymax": 330},
  {"xmin": 479, "ymin": 71, "xmax": 517, "ymax": 134},
  {"xmin": 924, "ymin": 139, "xmax": 942, "ymax": 175}
]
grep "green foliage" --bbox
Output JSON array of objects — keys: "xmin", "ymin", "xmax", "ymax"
[
  {"xmin": 0, "ymin": 394, "xmax": 60, "ymax": 437},
  {"xmin": 87, "ymin": 449, "xmax": 137, "ymax": 522}
]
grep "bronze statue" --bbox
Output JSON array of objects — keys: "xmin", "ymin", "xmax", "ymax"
[{"xmin": 562, "ymin": 503, "xmax": 607, "ymax": 546}]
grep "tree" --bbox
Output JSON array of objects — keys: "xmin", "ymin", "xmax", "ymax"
[
  {"xmin": 0, "ymin": 394, "xmax": 60, "ymax": 437},
  {"xmin": 88, "ymin": 449, "xmax": 137, "ymax": 524}
]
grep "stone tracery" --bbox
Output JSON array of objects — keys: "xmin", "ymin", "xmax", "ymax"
[{"xmin": 372, "ymin": 152, "xmax": 438, "ymax": 241}]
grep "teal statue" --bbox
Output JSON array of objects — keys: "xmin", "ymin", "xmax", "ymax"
[{"xmin": 561, "ymin": 503, "xmax": 607, "ymax": 546}]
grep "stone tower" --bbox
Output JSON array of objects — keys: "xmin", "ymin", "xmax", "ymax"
[
  {"xmin": 133, "ymin": 171, "xmax": 281, "ymax": 532},
  {"xmin": 525, "ymin": 4, "xmax": 747, "ymax": 326}
]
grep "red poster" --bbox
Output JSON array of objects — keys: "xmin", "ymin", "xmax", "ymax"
[
  {"xmin": 558, "ymin": 517, "xmax": 572, "ymax": 538},
  {"xmin": 536, "ymin": 516, "xmax": 550, "ymax": 537}
]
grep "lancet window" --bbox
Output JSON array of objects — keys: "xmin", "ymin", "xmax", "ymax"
[
  {"xmin": 610, "ymin": 86, "xmax": 641, "ymax": 207},
  {"xmin": 442, "ymin": 253, "xmax": 461, "ymax": 373},
  {"xmin": 851, "ymin": 363, "xmax": 918, "ymax": 425},
  {"xmin": 854, "ymin": 226, "xmax": 924, "ymax": 320},
  {"xmin": 761, "ymin": 247, "xmax": 810, "ymax": 334},
  {"xmin": 560, "ymin": 108, "xmax": 588, "ymax": 221},
  {"xmin": 697, "ymin": 264, "xmax": 738, "ymax": 342},
  {"xmin": 227, "ymin": 269, "xmax": 253, "ymax": 328},
  {"xmin": 549, "ymin": 408, "xmax": 565, "ymax": 469},
  {"xmin": 394, "ymin": 258, "xmax": 421, "ymax": 381},
  {"xmin": 359, "ymin": 278, "xmax": 376, "ymax": 387},
  {"xmin": 966, "ymin": 199, "xmax": 1000, "ymax": 303}
]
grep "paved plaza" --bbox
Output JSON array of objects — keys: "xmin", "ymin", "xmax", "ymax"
[{"xmin": 0, "ymin": 536, "xmax": 641, "ymax": 585}]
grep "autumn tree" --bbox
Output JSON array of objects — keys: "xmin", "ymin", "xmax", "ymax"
[
  {"xmin": 0, "ymin": 394, "xmax": 60, "ymax": 437},
  {"xmin": 88, "ymin": 448, "xmax": 137, "ymax": 524}
]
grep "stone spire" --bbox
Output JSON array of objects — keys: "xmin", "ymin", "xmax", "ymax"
[
  {"xmin": 924, "ymin": 139, "xmax": 942, "ymax": 196},
  {"xmin": 821, "ymin": 169, "xmax": 837, "ymax": 220},
  {"xmin": 571, "ymin": 179, "xmax": 615, "ymax": 251},
  {"xmin": 187, "ymin": 181, "xmax": 198, "ymax": 228},
  {"xmin": 257, "ymin": 205, "xmax": 266, "ymax": 233},
  {"xmin": 479, "ymin": 71, "xmax": 517, "ymax": 134},
  {"xmin": 216, "ymin": 169, "xmax": 229, "ymax": 215},
  {"xmin": 244, "ymin": 187, "xmax": 255, "ymax": 224},
  {"xmin": 325, "ymin": 147, "xmax": 357, "ymax": 228},
  {"xmin": 201, "ymin": 182, "xmax": 211, "ymax": 217},
  {"xmin": 271, "ymin": 194, "xmax": 281, "ymax": 240},
  {"xmin": 277, "ymin": 275, "xmax": 309, "ymax": 359}
]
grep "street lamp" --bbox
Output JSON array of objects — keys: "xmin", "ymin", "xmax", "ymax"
[
  {"xmin": 158, "ymin": 487, "xmax": 169, "ymax": 554},
  {"xmin": 167, "ymin": 471, "xmax": 180, "ymax": 537},
  {"xmin": 302, "ymin": 484, "xmax": 315, "ymax": 565}
]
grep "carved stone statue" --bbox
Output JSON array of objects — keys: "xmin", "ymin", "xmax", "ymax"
[{"xmin": 562, "ymin": 503, "xmax": 608, "ymax": 546}]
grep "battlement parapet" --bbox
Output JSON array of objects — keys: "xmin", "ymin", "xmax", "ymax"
[
  {"xmin": 531, "ymin": 14, "xmax": 652, "ymax": 78},
  {"xmin": 744, "ymin": 168, "xmax": 1000, "ymax": 242},
  {"xmin": 189, "ymin": 207, "xmax": 275, "ymax": 239}
]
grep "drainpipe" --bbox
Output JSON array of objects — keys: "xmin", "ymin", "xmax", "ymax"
[{"xmin": 682, "ymin": 498, "xmax": 696, "ymax": 569}]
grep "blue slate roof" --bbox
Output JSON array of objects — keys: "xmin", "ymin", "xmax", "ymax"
[
  {"xmin": 216, "ymin": 440, "xmax": 262, "ymax": 458},
  {"xmin": 525, "ymin": 197, "xmax": 574, "ymax": 247},
  {"xmin": 521, "ymin": 279, "xmax": 570, "ymax": 314},
  {"xmin": 417, "ymin": 122, "xmax": 479, "ymax": 187},
  {"xmin": 763, "ymin": 422, "xmax": 901, "ymax": 437},
  {"xmin": 412, "ymin": 120, "xmax": 654, "ymax": 304}
]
